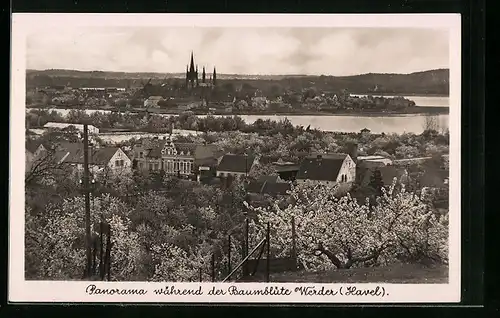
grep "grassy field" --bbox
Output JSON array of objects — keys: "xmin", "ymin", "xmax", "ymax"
[{"xmin": 268, "ymin": 264, "xmax": 448, "ymax": 284}]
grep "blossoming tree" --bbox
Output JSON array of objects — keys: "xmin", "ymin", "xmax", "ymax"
[{"xmin": 245, "ymin": 180, "xmax": 448, "ymax": 271}]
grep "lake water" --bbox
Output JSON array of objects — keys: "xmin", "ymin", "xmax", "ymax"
[{"xmin": 27, "ymin": 95, "xmax": 450, "ymax": 137}]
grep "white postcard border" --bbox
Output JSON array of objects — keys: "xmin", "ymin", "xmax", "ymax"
[{"xmin": 10, "ymin": 13, "xmax": 461, "ymax": 303}]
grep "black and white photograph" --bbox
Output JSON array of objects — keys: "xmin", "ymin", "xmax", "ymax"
[{"xmin": 10, "ymin": 14, "xmax": 461, "ymax": 303}]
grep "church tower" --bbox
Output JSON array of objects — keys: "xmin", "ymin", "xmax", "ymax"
[
  {"xmin": 185, "ymin": 52, "xmax": 216, "ymax": 91},
  {"xmin": 186, "ymin": 51, "xmax": 198, "ymax": 89},
  {"xmin": 212, "ymin": 67, "xmax": 217, "ymax": 87}
]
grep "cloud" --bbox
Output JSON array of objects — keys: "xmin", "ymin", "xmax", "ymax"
[{"xmin": 26, "ymin": 27, "xmax": 449, "ymax": 75}]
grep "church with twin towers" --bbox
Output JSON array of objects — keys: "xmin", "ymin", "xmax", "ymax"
[{"xmin": 185, "ymin": 51, "xmax": 217, "ymax": 90}]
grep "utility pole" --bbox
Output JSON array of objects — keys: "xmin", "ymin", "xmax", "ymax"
[
  {"xmin": 227, "ymin": 234, "xmax": 232, "ymax": 275},
  {"xmin": 266, "ymin": 222, "xmax": 270, "ymax": 283},
  {"xmin": 83, "ymin": 124, "xmax": 92, "ymax": 278}
]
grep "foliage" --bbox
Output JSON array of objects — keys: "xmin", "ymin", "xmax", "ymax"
[
  {"xmin": 25, "ymin": 194, "xmax": 143, "ymax": 280},
  {"xmin": 369, "ymin": 168, "xmax": 384, "ymax": 197}
]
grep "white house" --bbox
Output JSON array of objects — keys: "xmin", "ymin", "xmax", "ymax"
[
  {"xmin": 144, "ymin": 96, "xmax": 164, "ymax": 108},
  {"xmin": 59, "ymin": 143, "xmax": 132, "ymax": 175},
  {"xmin": 296, "ymin": 153, "xmax": 356, "ymax": 186},
  {"xmin": 43, "ymin": 122, "xmax": 100, "ymax": 134}
]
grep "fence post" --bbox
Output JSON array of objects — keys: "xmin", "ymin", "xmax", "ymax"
[
  {"xmin": 92, "ymin": 236, "xmax": 97, "ymax": 277},
  {"xmin": 291, "ymin": 216, "xmax": 297, "ymax": 264},
  {"xmin": 243, "ymin": 219, "xmax": 250, "ymax": 277},
  {"xmin": 266, "ymin": 222, "xmax": 270, "ymax": 283},
  {"xmin": 199, "ymin": 268, "xmax": 202, "ymax": 282},
  {"xmin": 106, "ymin": 223, "xmax": 112, "ymax": 281},
  {"xmin": 227, "ymin": 235, "xmax": 232, "ymax": 275},
  {"xmin": 99, "ymin": 221, "xmax": 104, "ymax": 280},
  {"xmin": 241, "ymin": 240, "xmax": 247, "ymax": 279},
  {"xmin": 211, "ymin": 253, "xmax": 216, "ymax": 282}
]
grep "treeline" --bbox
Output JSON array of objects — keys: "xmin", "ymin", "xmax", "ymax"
[
  {"xmin": 27, "ymin": 109, "xmax": 449, "ymax": 162},
  {"xmin": 26, "ymin": 69, "xmax": 449, "ymax": 96}
]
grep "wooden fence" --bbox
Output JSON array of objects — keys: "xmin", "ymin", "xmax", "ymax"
[
  {"xmin": 202, "ymin": 216, "xmax": 299, "ymax": 283},
  {"xmin": 87, "ymin": 221, "xmax": 113, "ymax": 280}
]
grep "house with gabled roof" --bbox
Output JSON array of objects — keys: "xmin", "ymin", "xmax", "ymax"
[
  {"xmin": 247, "ymin": 176, "xmax": 291, "ymax": 196},
  {"xmin": 216, "ymin": 154, "xmax": 258, "ymax": 178},
  {"xmin": 26, "ymin": 140, "xmax": 48, "ymax": 166},
  {"xmin": 26, "ymin": 140, "xmax": 67, "ymax": 171},
  {"xmin": 56, "ymin": 142, "xmax": 131, "ymax": 175},
  {"xmin": 296, "ymin": 153, "xmax": 356, "ymax": 186}
]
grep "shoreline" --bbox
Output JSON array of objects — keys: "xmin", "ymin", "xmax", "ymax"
[
  {"xmin": 350, "ymin": 92, "xmax": 449, "ymax": 98},
  {"xmin": 27, "ymin": 106, "xmax": 449, "ymax": 117}
]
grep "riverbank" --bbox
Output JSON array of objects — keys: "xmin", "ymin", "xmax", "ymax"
[
  {"xmin": 352, "ymin": 92, "xmax": 449, "ymax": 98},
  {"xmin": 27, "ymin": 105, "xmax": 449, "ymax": 117}
]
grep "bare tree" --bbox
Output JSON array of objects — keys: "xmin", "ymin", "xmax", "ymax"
[
  {"xmin": 423, "ymin": 115, "xmax": 440, "ymax": 132},
  {"xmin": 25, "ymin": 148, "xmax": 67, "ymax": 186}
]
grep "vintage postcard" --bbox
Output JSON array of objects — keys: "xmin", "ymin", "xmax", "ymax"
[{"xmin": 10, "ymin": 13, "xmax": 461, "ymax": 303}]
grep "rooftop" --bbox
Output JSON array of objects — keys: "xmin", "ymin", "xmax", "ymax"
[
  {"xmin": 218, "ymin": 154, "xmax": 256, "ymax": 173},
  {"xmin": 296, "ymin": 153, "xmax": 347, "ymax": 182}
]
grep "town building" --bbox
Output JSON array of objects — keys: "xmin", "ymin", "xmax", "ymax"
[
  {"xmin": 132, "ymin": 134, "xmax": 222, "ymax": 178},
  {"xmin": 43, "ymin": 122, "xmax": 100, "ymax": 134},
  {"xmin": 247, "ymin": 175, "xmax": 291, "ymax": 196},
  {"xmin": 296, "ymin": 153, "xmax": 356, "ymax": 186},
  {"xmin": 144, "ymin": 96, "xmax": 164, "ymax": 108},
  {"xmin": 273, "ymin": 161, "xmax": 300, "ymax": 181},
  {"xmin": 216, "ymin": 154, "xmax": 258, "ymax": 178},
  {"xmin": 55, "ymin": 142, "xmax": 131, "ymax": 175},
  {"xmin": 357, "ymin": 155, "xmax": 393, "ymax": 168},
  {"xmin": 26, "ymin": 140, "xmax": 49, "ymax": 170}
]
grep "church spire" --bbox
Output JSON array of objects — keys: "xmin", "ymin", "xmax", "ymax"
[{"xmin": 189, "ymin": 51, "xmax": 195, "ymax": 73}]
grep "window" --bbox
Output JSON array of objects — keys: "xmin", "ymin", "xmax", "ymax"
[
  {"xmin": 138, "ymin": 162, "xmax": 143, "ymax": 169},
  {"xmin": 139, "ymin": 152, "xmax": 143, "ymax": 158},
  {"xmin": 154, "ymin": 163, "xmax": 159, "ymax": 170},
  {"xmin": 115, "ymin": 159, "xmax": 124, "ymax": 167},
  {"xmin": 149, "ymin": 163, "xmax": 153, "ymax": 171}
]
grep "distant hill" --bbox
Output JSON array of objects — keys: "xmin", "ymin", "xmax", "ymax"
[{"xmin": 26, "ymin": 68, "xmax": 449, "ymax": 96}]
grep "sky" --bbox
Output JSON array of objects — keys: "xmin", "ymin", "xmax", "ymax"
[{"xmin": 26, "ymin": 27, "xmax": 449, "ymax": 76}]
